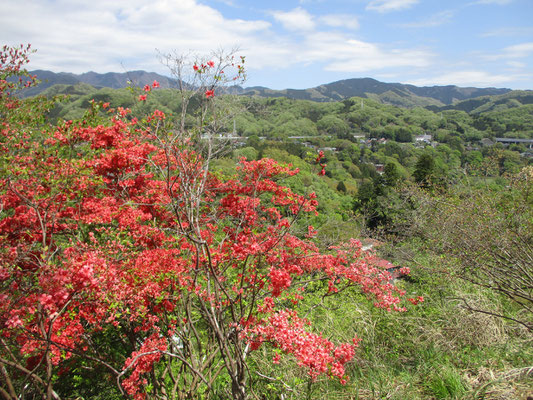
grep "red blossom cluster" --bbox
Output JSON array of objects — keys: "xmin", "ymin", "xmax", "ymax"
[
  {"xmin": 193, "ymin": 60, "xmax": 215, "ymax": 73},
  {"xmin": 0, "ymin": 44, "xmax": 48, "ymax": 130},
  {"xmin": 0, "ymin": 44, "xmax": 35, "ymax": 96},
  {"xmin": 315, "ymin": 150, "xmax": 327, "ymax": 175},
  {"xmin": 191, "ymin": 56, "xmax": 246, "ymax": 98},
  {"xmin": 137, "ymin": 81, "xmax": 160, "ymax": 102},
  {"xmin": 142, "ymin": 80, "xmax": 160, "ymax": 93},
  {"xmin": 246, "ymin": 310, "xmax": 358, "ymax": 383},
  {"xmin": 122, "ymin": 333, "xmax": 168, "ymax": 399}
]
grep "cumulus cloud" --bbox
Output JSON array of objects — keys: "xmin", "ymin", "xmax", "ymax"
[
  {"xmin": 271, "ymin": 7, "xmax": 316, "ymax": 31},
  {"xmin": 366, "ymin": 0, "xmax": 419, "ymax": 13},
  {"xmin": 481, "ymin": 42, "xmax": 533, "ymax": 63},
  {"xmin": 319, "ymin": 14, "xmax": 359, "ymax": 30},
  {"xmin": 503, "ymin": 42, "xmax": 533, "ymax": 58},
  {"xmin": 7, "ymin": 0, "xmax": 523, "ymax": 89},
  {"xmin": 297, "ymin": 32, "xmax": 433, "ymax": 72},
  {"xmin": 407, "ymin": 70, "xmax": 519, "ymax": 87},
  {"xmin": 0, "ymin": 0, "xmax": 433, "ymax": 79},
  {"xmin": 1, "ymin": 0, "xmax": 273, "ymax": 73}
]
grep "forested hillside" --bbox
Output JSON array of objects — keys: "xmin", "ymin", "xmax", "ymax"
[{"xmin": 43, "ymin": 83, "xmax": 533, "ymax": 201}]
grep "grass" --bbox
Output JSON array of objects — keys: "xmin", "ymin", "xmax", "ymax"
[{"xmin": 246, "ymin": 243, "xmax": 533, "ymax": 399}]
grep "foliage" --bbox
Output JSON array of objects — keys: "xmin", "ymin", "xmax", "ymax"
[
  {"xmin": 40, "ymin": 78, "xmax": 531, "ymax": 213},
  {"xmin": 0, "ymin": 46, "xmax": 414, "ymax": 400},
  {"xmin": 413, "ymin": 153, "xmax": 436, "ymax": 185},
  {"xmin": 241, "ymin": 247, "xmax": 533, "ymax": 399},
  {"xmin": 413, "ymin": 169, "xmax": 533, "ymax": 331},
  {"xmin": 1, "ymin": 44, "xmax": 58, "ymax": 128}
]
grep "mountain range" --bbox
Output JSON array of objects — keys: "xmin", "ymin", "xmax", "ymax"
[{"xmin": 26, "ymin": 69, "xmax": 514, "ymax": 107}]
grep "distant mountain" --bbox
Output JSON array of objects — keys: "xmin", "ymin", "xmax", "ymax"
[
  {"xmin": 240, "ymin": 78, "xmax": 511, "ymax": 107},
  {"xmin": 76, "ymin": 70, "xmax": 181, "ymax": 89},
  {"xmin": 26, "ymin": 70, "xmax": 512, "ymax": 107},
  {"xmin": 22, "ymin": 70, "xmax": 182, "ymax": 97}
]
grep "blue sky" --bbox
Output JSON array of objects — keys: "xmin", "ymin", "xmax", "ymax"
[{"xmin": 2, "ymin": 0, "xmax": 532, "ymax": 89}]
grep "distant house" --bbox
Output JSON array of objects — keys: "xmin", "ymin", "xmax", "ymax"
[
  {"xmin": 359, "ymin": 239, "xmax": 409, "ymax": 283},
  {"xmin": 374, "ymin": 163, "xmax": 385, "ymax": 174},
  {"xmin": 415, "ymin": 134, "xmax": 432, "ymax": 143}
]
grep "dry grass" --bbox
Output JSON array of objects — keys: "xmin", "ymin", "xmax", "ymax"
[
  {"xmin": 443, "ymin": 295, "xmax": 508, "ymax": 348},
  {"xmin": 468, "ymin": 366, "xmax": 533, "ymax": 400}
]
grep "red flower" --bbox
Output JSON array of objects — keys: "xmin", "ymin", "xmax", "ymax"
[
  {"xmin": 152, "ymin": 80, "xmax": 160, "ymax": 88},
  {"xmin": 138, "ymin": 94, "xmax": 147, "ymax": 101},
  {"xmin": 207, "ymin": 60, "xmax": 215, "ymax": 68},
  {"xmin": 143, "ymin": 85, "xmax": 151, "ymax": 92},
  {"xmin": 205, "ymin": 90, "xmax": 214, "ymax": 99},
  {"xmin": 407, "ymin": 296, "xmax": 424, "ymax": 305},
  {"xmin": 193, "ymin": 64, "xmax": 199, "ymax": 71}
]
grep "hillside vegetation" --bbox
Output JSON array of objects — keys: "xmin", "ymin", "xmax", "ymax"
[
  {"xmin": 26, "ymin": 70, "xmax": 512, "ymax": 106},
  {"xmin": 2, "ymin": 48, "xmax": 532, "ymax": 400}
]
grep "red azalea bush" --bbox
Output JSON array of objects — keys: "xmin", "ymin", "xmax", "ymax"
[{"xmin": 0, "ymin": 45, "xmax": 412, "ymax": 400}]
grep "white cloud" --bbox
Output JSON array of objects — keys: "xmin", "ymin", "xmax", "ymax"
[
  {"xmin": 507, "ymin": 61, "xmax": 526, "ymax": 68},
  {"xmin": 1, "ymin": 0, "xmax": 275, "ymax": 74},
  {"xmin": 400, "ymin": 10, "xmax": 454, "ymax": 28},
  {"xmin": 481, "ymin": 42, "xmax": 533, "ymax": 63},
  {"xmin": 271, "ymin": 7, "xmax": 316, "ymax": 31},
  {"xmin": 407, "ymin": 70, "xmax": 518, "ymax": 87},
  {"xmin": 211, "ymin": 0, "xmax": 237, "ymax": 6},
  {"xmin": 366, "ymin": 0, "xmax": 419, "ymax": 13},
  {"xmin": 295, "ymin": 32, "xmax": 433, "ymax": 73},
  {"xmin": 1, "ymin": 0, "xmax": 432, "ymax": 79},
  {"xmin": 319, "ymin": 14, "xmax": 359, "ymax": 30},
  {"xmin": 503, "ymin": 42, "xmax": 533, "ymax": 58},
  {"xmin": 481, "ymin": 27, "xmax": 533, "ymax": 37},
  {"xmin": 9, "ymin": 0, "xmax": 507, "ymax": 89},
  {"xmin": 474, "ymin": 0, "xmax": 513, "ymax": 4}
]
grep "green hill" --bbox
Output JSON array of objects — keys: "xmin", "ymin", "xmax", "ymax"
[{"xmin": 27, "ymin": 70, "xmax": 512, "ymax": 107}]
